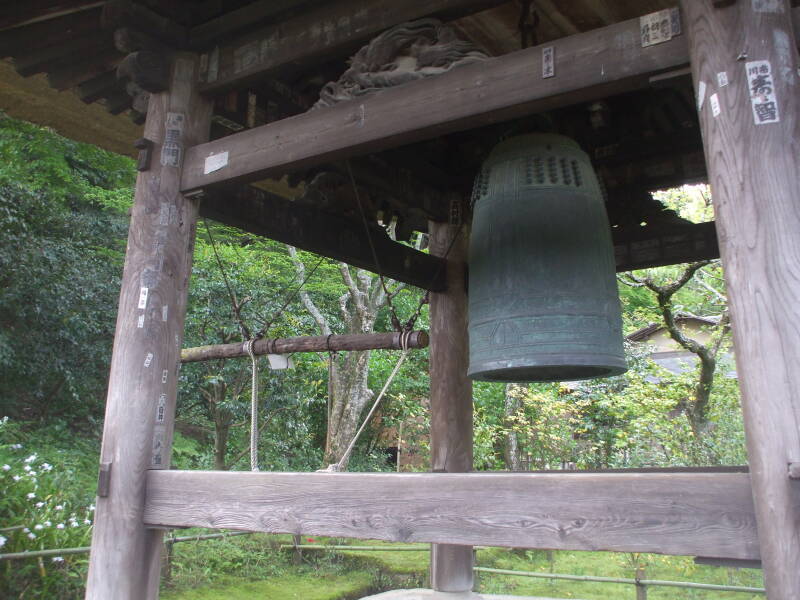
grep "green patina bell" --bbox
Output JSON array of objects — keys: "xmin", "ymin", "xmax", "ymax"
[{"xmin": 468, "ymin": 133, "xmax": 626, "ymax": 382}]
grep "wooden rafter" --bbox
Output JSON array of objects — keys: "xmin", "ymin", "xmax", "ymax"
[{"xmin": 196, "ymin": 0, "xmax": 513, "ymax": 94}]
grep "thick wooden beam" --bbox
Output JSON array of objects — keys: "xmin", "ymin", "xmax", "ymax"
[
  {"xmin": 181, "ymin": 14, "xmax": 691, "ymax": 193},
  {"xmin": 85, "ymin": 53, "xmax": 212, "ymax": 600},
  {"xmin": 144, "ymin": 470, "xmax": 768, "ymax": 560},
  {"xmin": 196, "ymin": 0, "xmax": 509, "ymax": 94},
  {"xmin": 681, "ymin": 1, "xmax": 800, "ymax": 597},
  {"xmin": 613, "ymin": 222, "xmax": 719, "ymax": 272},
  {"xmin": 188, "ymin": 0, "xmax": 318, "ymax": 50},
  {"xmin": 428, "ymin": 210, "xmax": 473, "ymax": 592},
  {"xmin": 181, "ymin": 331, "xmax": 429, "ymax": 363},
  {"xmin": 199, "ymin": 188, "xmax": 447, "ymax": 291}
]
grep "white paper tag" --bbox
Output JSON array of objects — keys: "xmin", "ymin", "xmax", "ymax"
[
  {"xmin": 144, "ymin": 353, "xmax": 154, "ymax": 368},
  {"xmin": 137, "ymin": 314, "xmax": 145, "ymax": 328},
  {"xmin": 641, "ymin": 9, "xmax": 678, "ymax": 47},
  {"xmin": 138, "ymin": 287, "xmax": 149, "ymax": 309},
  {"xmin": 542, "ymin": 47, "xmax": 555, "ymax": 78},
  {"xmin": 697, "ymin": 81, "xmax": 707, "ymax": 111},
  {"xmin": 710, "ymin": 93, "xmax": 721, "ymax": 117},
  {"xmin": 162, "ymin": 305, "xmax": 169, "ymax": 322},
  {"xmin": 161, "ymin": 369, "xmax": 169, "ymax": 384},
  {"xmin": 204, "ymin": 151, "xmax": 229, "ymax": 174},
  {"xmin": 155, "ymin": 394, "xmax": 167, "ymax": 423},
  {"xmin": 746, "ymin": 60, "xmax": 780, "ymax": 124},
  {"xmin": 267, "ymin": 354, "xmax": 294, "ymax": 370},
  {"xmin": 717, "ymin": 71, "xmax": 729, "ymax": 87}
]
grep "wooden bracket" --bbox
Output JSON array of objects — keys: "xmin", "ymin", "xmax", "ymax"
[
  {"xmin": 133, "ymin": 138, "xmax": 154, "ymax": 172},
  {"xmin": 117, "ymin": 51, "xmax": 169, "ymax": 93},
  {"xmin": 97, "ymin": 461, "xmax": 112, "ymax": 497}
]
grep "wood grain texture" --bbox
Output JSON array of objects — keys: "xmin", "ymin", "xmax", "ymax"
[
  {"xmin": 681, "ymin": 1, "xmax": 800, "ymax": 597},
  {"xmin": 181, "ymin": 331, "xmax": 429, "ymax": 363},
  {"xmin": 144, "ymin": 470, "xmax": 767, "ymax": 560},
  {"xmin": 180, "ymin": 15, "xmax": 691, "ymax": 193},
  {"xmin": 196, "ymin": 0, "xmax": 509, "ymax": 94},
  {"xmin": 199, "ymin": 187, "xmax": 447, "ymax": 291},
  {"xmin": 428, "ymin": 214, "xmax": 473, "ymax": 592},
  {"xmin": 85, "ymin": 53, "xmax": 212, "ymax": 600}
]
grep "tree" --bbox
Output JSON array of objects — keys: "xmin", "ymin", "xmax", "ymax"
[
  {"xmin": 618, "ymin": 261, "xmax": 730, "ymax": 438},
  {"xmin": 288, "ymin": 246, "xmax": 404, "ymax": 469},
  {"xmin": 0, "ymin": 116, "xmax": 134, "ymax": 423}
]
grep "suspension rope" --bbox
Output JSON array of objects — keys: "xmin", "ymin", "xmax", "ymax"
[
  {"xmin": 321, "ymin": 333, "xmax": 412, "ymax": 472},
  {"xmin": 245, "ymin": 338, "xmax": 260, "ymax": 471}
]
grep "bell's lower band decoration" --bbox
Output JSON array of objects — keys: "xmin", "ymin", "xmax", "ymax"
[{"xmin": 468, "ymin": 133, "xmax": 626, "ymax": 382}]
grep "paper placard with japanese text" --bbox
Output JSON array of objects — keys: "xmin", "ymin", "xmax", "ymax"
[{"xmin": 746, "ymin": 60, "xmax": 780, "ymax": 125}]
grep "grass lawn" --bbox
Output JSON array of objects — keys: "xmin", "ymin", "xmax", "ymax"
[
  {"xmin": 159, "ymin": 533, "xmax": 764, "ymax": 600},
  {"xmin": 161, "ymin": 573, "xmax": 374, "ymax": 600}
]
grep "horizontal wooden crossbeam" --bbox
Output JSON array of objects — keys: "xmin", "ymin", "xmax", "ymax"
[
  {"xmin": 613, "ymin": 222, "xmax": 719, "ymax": 272},
  {"xmin": 195, "ymin": 0, "xmax": 510, "ymax": 94},
  {"xmin": 181, "ymin": 14, "xmax": 690, "ymax": 193},
  {"xmin": 144, "ymin": 470, "xmax": 765, "ymax": 560},
  {"xmin": 199, "ymin": 187, "xmax": 447, "ymax": 291}
]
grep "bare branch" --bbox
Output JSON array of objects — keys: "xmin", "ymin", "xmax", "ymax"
[{"xmin": 287, "ymin": 246, "xmax": 331, "ymax": 335}]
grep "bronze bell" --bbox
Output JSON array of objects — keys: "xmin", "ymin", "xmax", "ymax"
[{"xmin": 468, "ymin": 134, "xmax": 626, "ymax": 382}]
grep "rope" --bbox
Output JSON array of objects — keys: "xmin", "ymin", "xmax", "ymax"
[
  {"xmin": 245, "ymin": 338, "xmax": 259, "ymax": 471},
  {"xmin": 322, "ymin": 346, "xmax": 409, "ymax": 472}
]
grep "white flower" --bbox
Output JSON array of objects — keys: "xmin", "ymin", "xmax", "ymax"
[
  {"xmin": 12, "ymin": 475, "xmax": 20, "ymax": 481},
  {"xmin": 35, "ymin": 502, "xmax": 44, "ymax": 508},
  {"xmin": 0, "ymin": 535, "xmax": 6, "ymax": 548},
  {"xmin": 89, "ymin": 504, "xmax": 95, "ymax": 511},
  {"xmin": 83, "ymin": 519, "xmax": 91, "ymax": 525},
  {"xmin": 41, "ymin": 463, "xmax": 52, "ymax": 472},
  {"xmin": 24, "ymin": 454, "xmax": 37, "ymax": 463},
  {"xmin": 26, "ymin": 492, "xmax": 35, "ymax": 499},
  {"xmin": 27, "ymin": 532, "xmax": 36, "ymax": 539},
  {"xmin": 55, "ymin": 505, "xmax": 63, "ymax": 510},
  {"xmin": 27, "ymin": 471, "xmax": 36, "ymax": 477},
  {"xmin": 52, "ymin": 556, "xmax": 64, "ymax": 563},
  {"xmin": 23, "ymin": 528, "xmax": 29, "ymax": 533},
  {"xmin": 56, "ymin": 523, "xmax": 65, "ymax": 530},
  {"xmin": 23, "ymin": 465, "xmax": 31, "ymax": 472},
  {"xmin": 2, "ymin": 464, "xmax": 9, "ymax": 471},
  {"xmin": 44, "ymin": 521, "xmax": 51, "ymax": 527},
  {"xmin": 34, "ymin": 524, "xmax": 43, "ymax": 531},
  {"xmin": 70, "ymin": 522, "xmax": 79, "ymax": 528},
  {"xmin": 10, "ymin": 443, "xmax": 22, "ymax": 449}
]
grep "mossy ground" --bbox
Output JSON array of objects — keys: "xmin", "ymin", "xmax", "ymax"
[{"xmin": 159, "ymin": 533, "xmax": 764, "ymax": 600}]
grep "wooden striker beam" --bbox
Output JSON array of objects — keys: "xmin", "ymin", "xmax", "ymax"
[
  {"xmin": 681, "ymin": 1, "xmax": 800, "ymax": 597},
  {"xmin": 428, "ymin": 208, "xmax": 473, "ymax": 592},
  {"xmin": 181, "ymin": 331, "xmax": 429, "ymax": 363},
  {"xmin": 85, "ymin": 54, "xmax": 212, "ymax": 600},
  {"xmin": 143, "ymin": 470, "xmax": 768, "ymax": 560}
]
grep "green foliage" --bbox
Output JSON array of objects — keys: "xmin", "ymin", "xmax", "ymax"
[
  {"xmin": 0, "ymin": 116, "xmax": 135, "ymax": 423},
  {"xmin": 0, "ymin": 418, "xmax": 97, "ymax": 599}
]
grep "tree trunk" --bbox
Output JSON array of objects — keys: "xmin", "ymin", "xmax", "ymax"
[
  {"xmin": 504, "ymin": 383, "xmax": 523, "ymax": 471},
  {"xmin": 213, "ymin": 416, "xmax": 231, "ymax": 471},
  {"xmin": 324, "ymin": 349, "xmax": 372, "ymax": 468}
]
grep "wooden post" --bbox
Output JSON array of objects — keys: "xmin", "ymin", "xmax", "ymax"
[
  {"xmin": 85, "ymin": 52, "xmax": 212, "ymax": 600},
  {"xmin": 681, "ymin": 1, "xmax": 800, "ymax": 597},
  {"xmin": 428, "ymin": 206, "xmax": 474, "ymax": 592}
]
